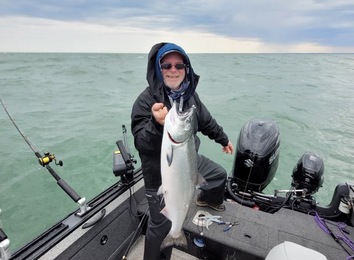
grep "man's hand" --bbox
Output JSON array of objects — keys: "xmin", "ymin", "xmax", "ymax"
[
  {"xmin": 222, "ymin": 141, "xmax": 234, "ymax": 154},
  {"xmin": 152, "ymin": 103, "xmax": 168, "ymax": 125}
]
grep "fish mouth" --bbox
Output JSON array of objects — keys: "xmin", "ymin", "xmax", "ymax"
[{"xmin": 168, "ymin": 132, "xmax": 183, "ymax": 144}]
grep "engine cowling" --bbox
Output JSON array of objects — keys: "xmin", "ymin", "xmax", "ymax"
[{"xmin": 231, "ymin": 118, "xmax": 280, "ymax": 192}]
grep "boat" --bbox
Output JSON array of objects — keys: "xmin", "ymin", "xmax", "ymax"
[{"xmin": 1, "ymin": 112, "xmax": 354, "ymax": 259}]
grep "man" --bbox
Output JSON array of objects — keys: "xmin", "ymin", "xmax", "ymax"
[{"xmin": 131, "ymin": 42, "xmax": 234, "ymax": 260}]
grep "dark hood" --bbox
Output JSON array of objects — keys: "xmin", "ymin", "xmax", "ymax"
[{"xmin": 146, "ymin": 42, "xmax": 200, "ymax": 103}]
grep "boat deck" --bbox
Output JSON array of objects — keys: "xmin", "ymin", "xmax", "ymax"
[
  {"xmin": 39, "ymin": 180, "xmax": 354, "ymax": 260},
  {"xmin": 128, "ymin": 235, "xmax": 198, "ymax": 260},
  {"xmin": 134, "ymin": 186, "xmax": 354, "ymax": 260}
]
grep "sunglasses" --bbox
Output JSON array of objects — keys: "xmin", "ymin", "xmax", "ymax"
[{"xmin": 160, "ymin": 63, "xmax": 186, "ymax": 70}]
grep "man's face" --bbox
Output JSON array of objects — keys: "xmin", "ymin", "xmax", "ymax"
[{"xmin": 160, "ymin": 53, "xmax": 186, "ymax": 91}]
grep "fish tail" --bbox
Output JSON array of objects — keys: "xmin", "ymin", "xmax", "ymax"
[{"xmin": 160, "ymin": 232, "xmax": 188, "ymax": 250}]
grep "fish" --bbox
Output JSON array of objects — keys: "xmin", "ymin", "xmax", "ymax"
[{"xmin": 158, "ymin": 101, "xmax": 204, "ymax": 249}]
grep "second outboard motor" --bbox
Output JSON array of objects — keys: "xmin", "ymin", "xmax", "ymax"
[
  {"xmin": 231, "ymin": 119, "xmax": 280, "ymax": 192},
  {"xmin": 291, "ymin": 152, "xmax": 324, "ymax": 195}
]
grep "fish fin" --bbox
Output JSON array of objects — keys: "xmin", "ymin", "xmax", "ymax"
[
  {"xmin": 157, "ymin": 186, "xmax": 166, "ymax": 205},
  {"xmin": 196, "ymin": 173, "xmax": 208, "ymax": 189},
  {"xmin": 166, "ymin": 145, "xmax": 173, "ymax": 166},
  {"xmin": 160, "ymin": 207, "xmax": 169, "ymax": 219},
  {"xmin": 160, "ymin": 232, "xmax": 188, "ymax": 250},
  {"xmin": 157, "ymin": 185, "xmax": 163, "ymax": 196}
]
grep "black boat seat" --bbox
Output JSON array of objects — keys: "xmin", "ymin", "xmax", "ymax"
[{"xmin": 265, "ymin": 241, "xmax": 327, "ymax": 260}]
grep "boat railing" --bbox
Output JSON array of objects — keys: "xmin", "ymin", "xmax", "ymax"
[{"xmin": 0, "ymin": 209, "xmax": 11, "ymax": 260}]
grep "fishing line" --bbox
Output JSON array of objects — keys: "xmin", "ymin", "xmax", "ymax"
[
  {"xmin": 0, "ymin": 97, "xmax": 63, "ymax": 167},
  {"xmin": 0, "ymin": 97, "xmax": 88, "ymax": 211},
  {"xmin": 1, "ymin": 97, "xmax": 40, "ymax": 155},
  {"xmin": 232, "ymin": 153, "xmax": 257, "ymax": 223},
  {"xmin": 128, "ymin": 185, "xmax": 148, "ymax": 218}
]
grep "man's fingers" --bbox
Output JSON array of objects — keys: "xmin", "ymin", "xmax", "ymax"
[{"xmin": 152, "ymin": 103, "xmax": 164, "ymax": 111}]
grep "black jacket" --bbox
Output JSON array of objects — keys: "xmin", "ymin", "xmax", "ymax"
[{"xmin": 131, "ymin": 42, "xmax": 229, "ymax": 190}]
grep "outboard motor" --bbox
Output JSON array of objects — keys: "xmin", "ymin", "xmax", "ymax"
[
  {"xmin": 230, "ymin": 119, "xmax": 280, "ymax": 192},
  {"xmin": 291, "ymin": 152, "xmax": 324, "ymax": 195}
]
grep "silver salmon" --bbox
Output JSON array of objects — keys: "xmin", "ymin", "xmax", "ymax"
[{"xmin": 158, "ymin": 101, "xmax": 202, "ymax": 249}]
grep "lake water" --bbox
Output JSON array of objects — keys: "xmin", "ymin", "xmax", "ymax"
[{"xmin": 0, "ymin": 53, "xmax": 353, "ymax": 251}]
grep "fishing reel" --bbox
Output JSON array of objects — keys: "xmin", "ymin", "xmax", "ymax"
[
  {"xmin": 112, "ymin": 125, "xmax": 137, "ymax": 184},
  {"xmin": 38, "ymin": 152, "xmax": 63, "ymax": 167}
]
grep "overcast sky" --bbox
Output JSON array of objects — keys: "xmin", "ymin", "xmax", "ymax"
[{"xmin": 1, "ymin": 0, "xmax": 353, "ymax": 53}]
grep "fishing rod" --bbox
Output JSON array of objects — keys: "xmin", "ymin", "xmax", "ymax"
[{"xmin": 0, "ymin": 97, "xmax": 89, "ymax": 216}]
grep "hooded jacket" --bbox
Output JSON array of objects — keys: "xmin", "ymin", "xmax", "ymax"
[{"xmin": 131, "ymin": 42, "xmax": 229, "ymax": 190}]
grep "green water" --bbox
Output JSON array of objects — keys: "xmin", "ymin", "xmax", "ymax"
[{"xmin": 0, "ymin": 53, "xmax": 353, "ymax": 251}]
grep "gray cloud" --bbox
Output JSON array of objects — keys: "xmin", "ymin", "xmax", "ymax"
[{"xmin": 1, "ymin": 0, "xmax": 353, "ymax": 51}]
